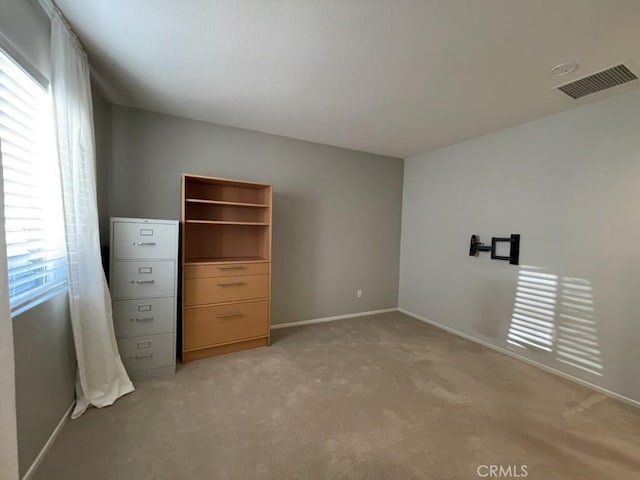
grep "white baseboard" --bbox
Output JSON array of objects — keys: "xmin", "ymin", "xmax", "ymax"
[
  {"xmin": 270, "ymin": 308, "xmax": 397, "ymax": 330},
  {"xmin": 398, "ymin": 308, "xmax": 640, "ymax": 409},
  {"xmin": 22, "ymin": 401, "xmax": 74, "ymax": 480}
]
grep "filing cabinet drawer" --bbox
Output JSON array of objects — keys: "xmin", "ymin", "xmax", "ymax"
[
  {"xmin": 184, "ymin": 300, "xmax": 269, "ymax": 349},
  {"xmin": 184, "ymin": 262, "xmax": 269, "ymax": 279},
  {"xmin": 112, "ymin": 221, "xmax": 177, "ymax": 260},
  {"xmin": 118, "ymin": 333, "xmax": 174, "ymax": 373},
  {"xmin": 111, "ymin": 261, "xmax": 175, "ymax": 299},
  {"xmin": 184, "ymin": 274, "xmax": 269, "ymax": 306},
  {"xmin": 112, "ymin": 297, "xmax": 175, "ymax": 337}
]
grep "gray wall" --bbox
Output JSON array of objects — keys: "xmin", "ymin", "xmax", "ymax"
[
  {"xmin": 0, "ymin": 0, "xmax": 50, "ymax": 80},
  {"xmin": 93, "ymin": 85, "xmax": 111, "ymax": 248},
  {"xmin": 400, "ymin": 88, "xmax": 640, "ymax": 404},
  {"xmin": 1, "ymin": 0, "xmax": 77, "ymax": 476},
  {"xmin": 105, "ymin": 106, "xmax": 403, "ymax": 325},
  {"xmin": 12, "ymin": 294, "xmax": 75, "ymax": 476}
]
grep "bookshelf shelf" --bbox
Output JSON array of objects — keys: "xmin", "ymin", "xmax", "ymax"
[
  {"xmin": 185, "ymin": 198, "xmax": 269, "ymax": 208},
  {"xmin": 185, "ymin": 220, "xmax": 269, "ymax": 226}
]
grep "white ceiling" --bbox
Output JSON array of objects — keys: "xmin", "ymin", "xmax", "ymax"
[{"xmin": 56, "ymin": 0, "xmax": 640, "ymax": 158}]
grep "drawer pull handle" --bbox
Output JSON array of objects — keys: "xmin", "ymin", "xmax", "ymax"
[
  {"xmin": 218, "ymin": 266, "xmax": 246, "ymax": 270},
  {"xmin": 217, "ymin": 312, "xmax": 243, "ymax": 318},
  {"xmin": 134, "ymin": 353, "xmax": 153, "ymax": 360},
  {"xmin": 130, "ymin": 317, "xmax": 154, "ymax": 322},
  {"xmin": 217, "ymin": 282, "xmax": 245, "ymax": 287},
  {"xmin": 136, "ymin": 279, "xmax": 155, "ymax": 284},
  {"xmin": 137, "ymin": 242, "xmax": 156, "ymax": 246}
]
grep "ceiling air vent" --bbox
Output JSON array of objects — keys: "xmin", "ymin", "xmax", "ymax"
[{"xmin": 556, "ymin": 64, "xmax": 638, "ymax": 99}]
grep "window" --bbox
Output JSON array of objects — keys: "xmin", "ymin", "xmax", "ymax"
[{"xmin": 0, "ymin": 49, "xmax": 67, "ymax": 316}]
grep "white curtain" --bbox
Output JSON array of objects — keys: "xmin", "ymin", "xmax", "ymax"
[
  {"xmin": 48, "ymin": 10, "xmax": 134, "ymax": 418},
  {"xmin": 0, "ymin": 141, "xmax": 19, "ymax": 480}
]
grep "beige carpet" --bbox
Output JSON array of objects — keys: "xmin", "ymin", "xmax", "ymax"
[{"xmin": 34, "ymin": 311, "xmax": 640, "ymax": 479}]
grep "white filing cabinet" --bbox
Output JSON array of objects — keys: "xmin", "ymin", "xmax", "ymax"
[{"xmin": 109, "ymin": 217, "xmax": 178, "ymax": 380}]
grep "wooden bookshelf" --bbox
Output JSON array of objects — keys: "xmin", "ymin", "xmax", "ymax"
[{"xmin": 181, "ymin": 175, "xmax": 272, "ymax": 362}]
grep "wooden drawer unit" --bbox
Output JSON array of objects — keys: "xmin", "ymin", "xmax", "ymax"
[
  {"xmin": 181, "ymin": 175, "xmax": 272, "ymax": 362},
  {"xmin": 118, "ymin": 333, "xmax": 174, "ymax": 373},
  {"xmin": 183, "ymin": 300, "xmax": 269, "ymax": 350},
  {"xmin": 184, "ymin": 274, "xmax": 269, "ymax": 307},
  {"xmin": 111, "ymin": 260, "xmax": 175, "ymax": 299},
  {"xmin": 112, "ymin": 297, "xmax": 175, "ymax": 338},
  {"xmin": 113, "ymin": 221, "xmax": 178, "ymax": 260},
  {"xmin": 110, "ymin": 218, "xmax": 178, "ymax": 380},
  {"xmin": 184, "ymin": 262, "xmax": 269, "ymax": 279}
]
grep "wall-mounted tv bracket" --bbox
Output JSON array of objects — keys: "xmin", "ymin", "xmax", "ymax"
[{"xmin": 469, "ymin": 234, "xmax": 520, "ymax": 265}]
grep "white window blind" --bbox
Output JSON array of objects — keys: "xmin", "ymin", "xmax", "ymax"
[{"xmin": 0, "ymin": 49, "xmax": 67, "ymax": 316}]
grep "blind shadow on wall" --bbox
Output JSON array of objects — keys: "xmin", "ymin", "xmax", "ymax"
[{"xmin": 508, "ymin": 266, "xmax": 604, "ymax": 377}]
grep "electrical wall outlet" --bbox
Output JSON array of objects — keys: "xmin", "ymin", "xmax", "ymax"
[{"xmin": 356, "ymin": 289, "xmax": 362, "ymax": 299}]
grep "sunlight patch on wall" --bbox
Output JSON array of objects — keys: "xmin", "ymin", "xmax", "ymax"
[
  {"xmin": 508, "ymin": 268, "xmax": 557, "ymax": 351},
  {"xmin": 556, "ymin": 277, "xmax": 603, "ymax": 376},
  {"xmin": 508, "ymin": 267, "xmax": 603, "ymax": 377}
]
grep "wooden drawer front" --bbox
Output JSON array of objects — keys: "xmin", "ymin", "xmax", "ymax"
[
  {"xmin": 184, "ymin": 262, "xmax": 269, "ymax": 279},
  {"xmin": 111, "ymin": 261, "xmax": 175, "ymax": 299},
  {"xmin": 112, "ymin": 297, "xmax": 175, "ymax": 338},
  {"xmin": 184, "ymin": 300, "xmax": 269, "ymax": 349},
  {"xmin": 184, "ymin": 274, "xmax": 269, "ymax": 306},
  {"xmin": 113, "ymin": 222, "xmax": 177, "ymax": 260},
  {"xmin": 118, "ymin": 333, "xmax": 174, "ymax": 373}
]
